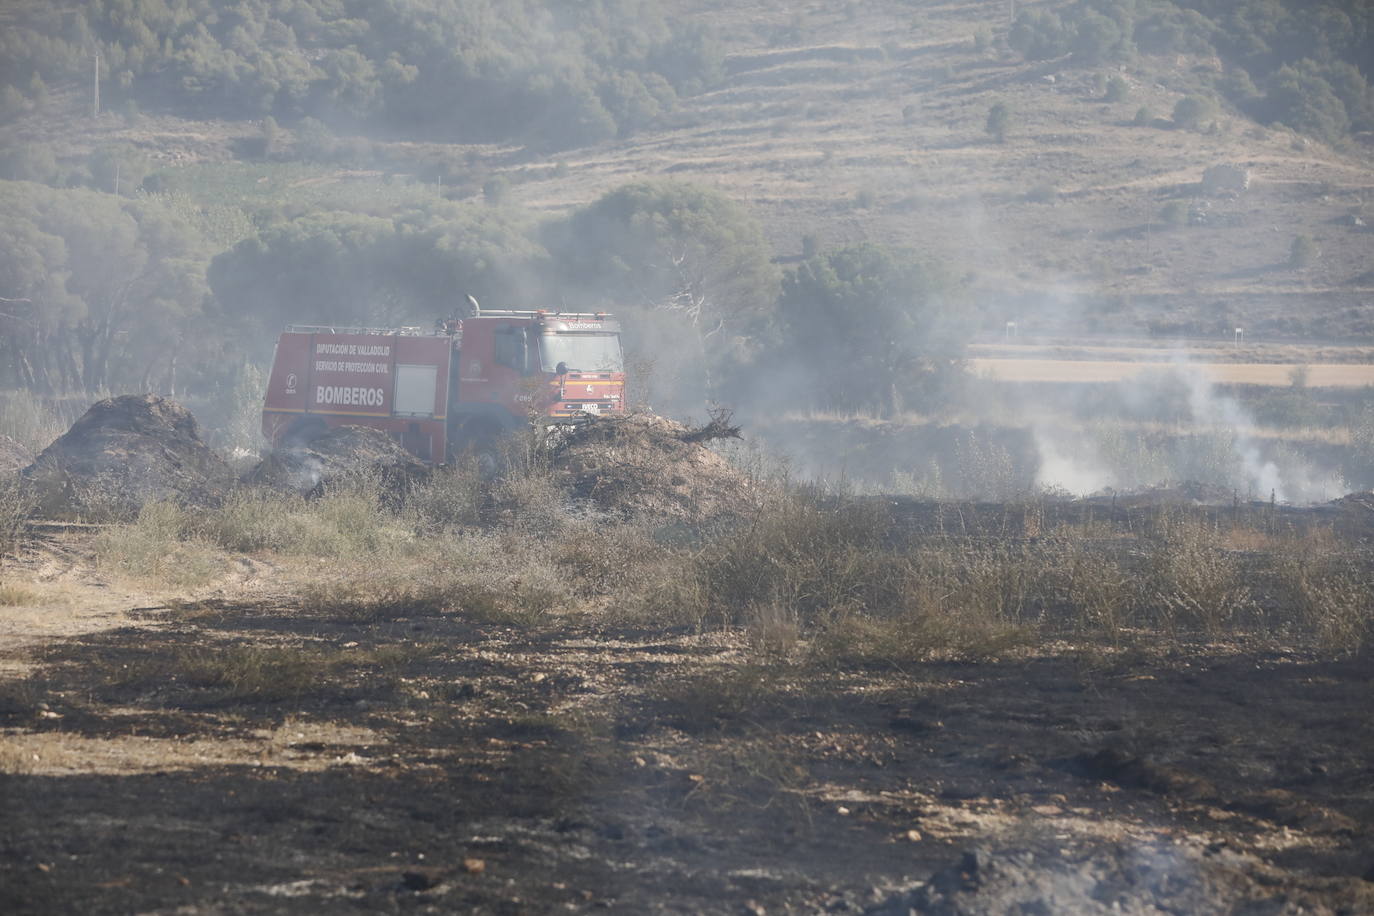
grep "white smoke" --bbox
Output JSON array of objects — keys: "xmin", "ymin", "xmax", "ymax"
[
  {"xmin": 1033, "ymin": 423, "xmax": 1116, "ymax": 495},
  {"xmin": 1174, "ymin": 363, "xmax": 1284, "ymax": 501},
  {"xmin": 1026, "ymin": 359, "xmax": 1344, "ymax": 503}
]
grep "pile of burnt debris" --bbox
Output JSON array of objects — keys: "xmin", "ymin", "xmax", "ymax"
[{"xmin": 8, "ymin": 395, "xmax": 754, "ymax": 523}]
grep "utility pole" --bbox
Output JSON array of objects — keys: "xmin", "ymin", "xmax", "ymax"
[{"xmin": 92, "ymin": 53, "xmax": 100, "ymax": 119}]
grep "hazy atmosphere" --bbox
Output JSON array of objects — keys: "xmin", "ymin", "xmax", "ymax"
[{"xmin": 2, "ymin": 1, "xmax": 1373, "ymax": 913}]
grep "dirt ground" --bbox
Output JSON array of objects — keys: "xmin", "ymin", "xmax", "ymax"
[{"xmin": 2, "ymin": 527, "xmax": 1371, "ymax": 915}]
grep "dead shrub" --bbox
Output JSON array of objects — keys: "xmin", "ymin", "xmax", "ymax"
[
  {"xmin": 551, "ymin": 515, "xmax": 662, "ymax": 599},
  {"xmin": 104, "ymin": 642, "xmax": 430, "ymax": 707},
  {"xmin": 406, "ymin": 462, "xmax": 483, "ymax": 532},
  {"xmin": 1271, "ymin": 537, "xmax": 1372, "ymax": 653},
  {"xmin": 690, "ymin": 485, "xmax": 895, "ymax": 628},
  {"xmin": 485, "ymin": 463, "xmax": 569, "ymax": 533},
  {"xmin": 93, "ymin": 501, "xmax": 223, "ymax": 588},
  {"xmin": 172, "ymin": 645, "xmax": 318, "ymax": 702},
  {"xmin": 746, "ymin": 604, "xmax": 801, "ymax": 660},
  {"xmin": 0, "ymin": 474, "xmax": 34, "ymax": 556},
  {"xmin": 299, "ymin": 578, "xmax": 451, "ymax": 621},
  {"xmin": 809, "ymin": 573, "xmax": 1033, "ymax": 666},
  {"xmin": 291, "ymin": 470, "xmax": 409, "ymax": 558},
  {"xmin": 0, "ymin": 678, "xmax": 43, "ymax": 722},
  {"xmin": 651, "ymin": 665, "xmax": 795, "ymax": 734},
  {"xmin": 678, "ymin": 738, "xmax": 814, "ymax": 834},
  {"xmin": 1142, "ymin": 516, "xmax": 1252, "ymax": 636},
  {"xmin": 447, "ymin": 579, "xmax": 564, "ymax": 626},
  {"xmin": 1042, "ymin": 537, "xmax": 1137, "ymax": 639},
  {"xmin": 0, "ymin": 582, "xmax": 52, "ymax": 606},
  {"xmin": 198, "ymin": 487, "xmax": 308, "ymax": 552}
]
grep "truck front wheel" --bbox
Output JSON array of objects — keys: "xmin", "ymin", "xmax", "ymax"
[{"xmin": 449, "ymin": 422, "xmax": 505, "ymax": 479}]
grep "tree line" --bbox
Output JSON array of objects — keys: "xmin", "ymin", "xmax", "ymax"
[
  {"xmin": 0, "ymin": 0, "xmax": 724, "ymax": 150},
  {"xmin": 0, "ymin": 177, "xmax": 971, "ymax": 419},
  {"xmin": 1009, "ymin": 0, "xmax": 1373, "ymax": 145}
]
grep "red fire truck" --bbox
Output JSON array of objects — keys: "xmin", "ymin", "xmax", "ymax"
[{"xmin": 262, "ymin": 310, "xmax": 626, "ymax": 465}]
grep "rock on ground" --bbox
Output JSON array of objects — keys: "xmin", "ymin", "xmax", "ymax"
[
  {"xmin": 0, "ymin": 435, "xmax": 33, "ymax": 475},
  {"xmin": 547, "ymin": 413, "xmax": 754, "ymax": 522},
  {"xmin": 21, "ymin": 394, "xmax": 235, "ymax": 519},
  {"xmin": 244, "ymin": 425, "xmax": 429, "ymax": 496}
]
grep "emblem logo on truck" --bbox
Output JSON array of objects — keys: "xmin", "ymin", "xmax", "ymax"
[{"xmin": 285, "ymin": 373, "xmax": 298, "ymax": 394}]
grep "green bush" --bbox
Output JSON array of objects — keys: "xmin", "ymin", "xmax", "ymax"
[
  {"xmin": 1172, "ymin": 94, "xmax": 1217, "ymax": 130},
  {"xmin": 1159, "ymin": 200, "xmax": 1189, "ymax": 227},
  {"xmin": 1289, "ymin": 233, "xmax": 1318, "ymax": 268},
  {"xmin": 1105, "ymin": 74, "xmax": 1130, "ymax": 102}
]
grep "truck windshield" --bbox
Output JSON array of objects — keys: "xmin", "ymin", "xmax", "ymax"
[{"xmin": 539, "ymin": 334, "xmax": 623, "ymax": 372}]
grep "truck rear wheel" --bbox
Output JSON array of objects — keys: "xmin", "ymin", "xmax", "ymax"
[{"xmin": 282, "ymin": 416, "xmax": 328, "ymax": 448}]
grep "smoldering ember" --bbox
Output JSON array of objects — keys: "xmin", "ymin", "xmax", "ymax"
[{"xmin": 1, "ymin": 1, "xmax": 1372, "ymax": 913}]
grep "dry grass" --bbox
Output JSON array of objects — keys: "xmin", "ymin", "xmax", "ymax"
[
  {"xmin": 92, "ymin": 501, "xmax": 224, "ymax": 589},
  {"xmin": 0, "ymin": 582, "xmax": 60, "ymax": 607},
  {"xmin": 71, "ymin": 449, "xmax": 1373, "ymax": 659}
]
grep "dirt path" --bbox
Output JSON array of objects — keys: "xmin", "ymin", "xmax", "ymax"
[
  {"xmin": 0, "ymin": 528, "xmax": 282, "ymax": 677},
  {"xmin": 2, "ymin": 590, "xmax": 1370, "ymax": 914}
]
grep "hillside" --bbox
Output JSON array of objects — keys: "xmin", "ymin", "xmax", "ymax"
[{"xmin": 3, "ymin": 0, "xmax": 1371, "ymax": 342}]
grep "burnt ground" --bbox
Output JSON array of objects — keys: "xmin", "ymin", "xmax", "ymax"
[{"xmin": 2, "ymin": 593, "xmax": 1372, "ymax": 914}]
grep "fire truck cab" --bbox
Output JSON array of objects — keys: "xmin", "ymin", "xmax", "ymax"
[{"xmin": 262, "ymin": 310, "xmax": 626, "ymax": 464}]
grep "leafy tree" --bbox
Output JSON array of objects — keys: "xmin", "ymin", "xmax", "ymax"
[
  {"xmin": 0, "ymin": 86, "xmax": 26, "ymax": 122},
  {"xmin": 0, "ymin": 183, "xmax": 213, "ymax": 393},
  {"xmin": 1072, "ymin": 10, "xmax": 1124, "ymax": 64},
  {"xmin": 1160, "ymin": 200, "xmax": 1189, "ymax": 228},
  {"xmin": 293, "ymin": 117, "xmax": 337, "ymax": 162},
  {"xmin": 208, "ymin": 203, "xmax": 547, "ymax": 358},
  {"xmin": 0, "ymin": 0, "xmax": 726, "ymax": 152},
  {"xmin": 0, "ymin": 145, "xmax": 59, "ymax": 184},
  {"xmin": 1289, "ymin": 233, "xmax": 1317, "ymax": 268},
  {"xmin": 777, "ymin": 244, "xmax": 968, "ymax": 417},
  {"xmin": 1172, "ymin": 94, "xmax": 1217, "ymax": 129},
  {"xmin": 1001, "ymin": 0, "xmax": 1373, "ymax": 145},
  {"xmin": 986, "ymin": 101, "xmax": 1011, "ymax": 142},
  {"xmin": 1262, "ymin": 63, "xmax": 1351, "ymax": 145},
  {"xmin": 1009, "ymin": 10, "xmax": 1072, "ymax": 60},
  {"xmin": 88, "ymin": 145, "xmax": 150, "ymax": 196},
  {"xmin": 547, "ymin": 180, "xmax": 779, "ymax": 407}
]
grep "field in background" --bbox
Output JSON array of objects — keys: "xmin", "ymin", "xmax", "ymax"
[{"xmin": 969, "ymin": 357, "xmax": 1374, "ymax": 386}]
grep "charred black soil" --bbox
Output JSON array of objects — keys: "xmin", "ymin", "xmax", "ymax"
[{"xmin": 3, "ymin": 590, "xmax": 1372, "ymax": 914}]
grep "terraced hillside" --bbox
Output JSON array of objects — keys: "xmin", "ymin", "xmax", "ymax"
[
  {"xmin": 507, "ymin": 0, "xmax": 1374, "ymax": 338},
  {"xmin": 3, "ymin": 0, "xmax": 1371, "ymax": 344}
]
